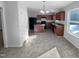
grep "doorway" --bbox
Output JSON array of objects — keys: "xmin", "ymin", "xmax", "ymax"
[
  {"xmin": 0, "ymin": 7, "xmax": 4, "ymax": 48},
  {"xmin": 29, "ymin": 17, "xmax": 37, "ymax": 30},
  {"xmin": 29, "ymin": 17, "xmax": 37, "ymax": 35}
]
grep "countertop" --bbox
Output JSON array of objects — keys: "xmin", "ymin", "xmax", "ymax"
[{"xmin": 51, "ymin": 22, "xmax": 64, "ymax": 27}]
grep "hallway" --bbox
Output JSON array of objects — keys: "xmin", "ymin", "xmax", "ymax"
[{"xmin": 0, "ymin": 29, "xmax": 79, "ymax": 58}]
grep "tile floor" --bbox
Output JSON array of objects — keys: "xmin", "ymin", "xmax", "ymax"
[{"xmin": 0, "ymin": 29, "xmax": 79, "ymax": 58}]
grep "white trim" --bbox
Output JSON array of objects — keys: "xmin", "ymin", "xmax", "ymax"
[
  {"xmin": 70, "ymin": 21, "xmax": 79, "ymax": 23},
  {"xmin": 67, "ymin": 8, "xmax": 77, "ymax": 30},
  {"xmin": 64, "ymin": 32, "xmax": 79, "ymax": 49},
  {"xmin": 7, "ymin": 37, "xmax": 28, "ymax": 47},
  {"xmin": 67, "ymin": 7, "xmax": 79, "ymax": 38},
  {"xmin": 68, "ymin": 31, "xmax": 79, "ymax": 38},
  {"xmin": 1, "ymin": 6, "xmax": 8, "ymax": 48},
  {"xmin": 69, "ymin": 7, "xmax": 79, "ymax": 12},
  {"xmin": 66, "ymin": 10, "xmax": 70, "ymax": 32},
  {"xmin": 7, "ymin": 43, "xmax": 23, "ymax": 47}
]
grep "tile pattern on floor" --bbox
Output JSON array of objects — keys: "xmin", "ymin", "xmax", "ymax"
[{"xmin": 0, "ymin": 29, "xmax": 79, "ymax": 58}]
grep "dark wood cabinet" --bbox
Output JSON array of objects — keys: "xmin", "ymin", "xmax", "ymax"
[
  {"xmin": 50, "ymin": 11, "xmax": 65, "ymax": 36},
  {"xmin": 51, "ymin": 14, "xmax": 56, "ymax": 20},
  {"xmin": 37, "ymin": 11, "xmax": 65, "ymax": 20},
  {"xmin": 54, "ymin": 25, "xmax": 64, "ymax": 36},
  {"xmin": 47, "ymin": 15, "xmax": 52, "ymax": 20},
  {"xmin": 56, "ymin": 11, "xmax": 65, "ymax": 20},
  {"xmin": 37, "ymin": 15, "xmax": 52, "ymax": 20},
  {"xmin": 56, "ymin": 12, "xmax": 60, "ymax": 20},
  {"xmin": 51, "ymin": 15, "xmax": 54, "ymax": 20},
  {"xmin": 60, "ymin": 11, "xmax": 65, "ymax": 20},
  {"xmin": 37, "ymin": 15, "xmax": 41, "ymax": 20}
]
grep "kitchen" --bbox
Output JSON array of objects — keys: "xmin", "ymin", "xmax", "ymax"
[{"xmin": 31, "ymin": 11, "xmax": 65, "ymax": 36}]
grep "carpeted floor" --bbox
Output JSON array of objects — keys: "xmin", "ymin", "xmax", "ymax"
[{"xmin": 0, "ymin": 29, "xmax": 79, "ymax": 58}]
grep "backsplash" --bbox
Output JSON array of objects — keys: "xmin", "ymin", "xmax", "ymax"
[
  {"xmin": 55, "ymin": 20, "xmax": 65, "ymax": 25},
  {"xmin": 37, "ymin": 20, "xmax": 53, "ymax": 23}
]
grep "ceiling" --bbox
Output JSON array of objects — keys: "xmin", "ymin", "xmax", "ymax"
[{"xmin": 19, "ymin": 1, "xmax": 74, "ymax": 16}]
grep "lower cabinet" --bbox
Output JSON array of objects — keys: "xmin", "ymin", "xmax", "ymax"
[
  {"xmin": 54, "ymin": 25, "xmax": 64, "ymax": 36},
  {"xmin": 34, "ymin": 24, "xmax": 45, "ymax": 32}
]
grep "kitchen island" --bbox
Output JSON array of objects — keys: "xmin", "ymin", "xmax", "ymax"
[{"xmin": 34, "ymin": 24, "xmax": 45, "ymax": 32}]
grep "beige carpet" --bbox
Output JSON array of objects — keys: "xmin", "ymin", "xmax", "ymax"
[{"xmin": 38, "ymin": 47, "xmax": 60, "ymax": 58}]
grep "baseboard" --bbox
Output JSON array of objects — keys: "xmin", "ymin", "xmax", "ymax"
[
  {"xmin": 7, "ymin": 43, "xmax": 23, "ymax": 47},
  {"xmin": 7, "ymin": 41, "xmax": 24, "ymax": 48},
  {"xmin": 7, "ymin": 37, "xmax": 28, "ymax": 48},
  {"xmin": 20, "ymin": 39, "xmax": 26, "ymax": 47},
  {"xmin": 64, "ymin": 35, "xmax": 79, "ymax": 49}
]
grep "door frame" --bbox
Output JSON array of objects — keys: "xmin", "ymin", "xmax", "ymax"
[{"xmin": 0, "ymin": 6, "xmax": 8, "ymax": 48}]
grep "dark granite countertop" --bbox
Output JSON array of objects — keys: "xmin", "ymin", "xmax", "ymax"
[{"xmin": 51, "ymin": 22, "xmax": 64, "ymax": 26}]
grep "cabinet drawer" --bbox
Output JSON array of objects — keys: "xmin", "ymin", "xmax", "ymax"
[{"xmin": 54, "ymin": 26, "xmax": 64, "ymax": 36}]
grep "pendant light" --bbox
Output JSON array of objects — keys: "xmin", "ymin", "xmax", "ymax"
[{"xmin": 40, "ymin": 1, "xmax": 49, "ymax": 14}]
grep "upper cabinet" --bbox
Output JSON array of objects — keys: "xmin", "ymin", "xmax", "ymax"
[
  {"xmin": 53, "ymin": 15, "xmax": 56, "ymax": 20},
  {"xmin": 37, "ymin": 15, "xmax": 52, "ymax": 20},
  {"xmin": 37, "ymin": 15, "xmax": 41, "ymax": 20},
  {"xmin": 56, "ymin": 11, "xmax": 65, "ymax": 20},
  {"xmin": 56, "ymin": 12, "xmax": 60, "ymax": 20},
  {"xmin": 47, "ymin": 15, "xmax": 52, "ymax": 20},
  {"xmin": 37, "ymin": 11, "xmax": 65, "ymax": 20},
  {"xmin": 60, "ymin": 11, "xmax": 65, "ymax": 20},
  {"xmin": 51, "ymin": 14, "xmax": 56, "ymax": 20}
]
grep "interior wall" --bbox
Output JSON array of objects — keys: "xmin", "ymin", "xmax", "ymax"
[
  {"xmin": 18, "ymin": 4, "xmax": 29, "ymax": 46},
  {"xmin": 62, "ymin": 1, "xmax": 79, "ymax": 49},
  {"xmin": 28, "ymin": 10, "xmax": 37, "ymax": 17},
  {"xmin": 4, "ymin": 1, "xmax": 21, "ymax": 47},
  {"xmin": 2, "ymin": 1, "xmax": 29, "ymax": 47}
]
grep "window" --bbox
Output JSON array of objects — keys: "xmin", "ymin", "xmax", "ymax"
[{"xmin": 69, "ymin": 8, "xmax": 79, "ymax": 35}]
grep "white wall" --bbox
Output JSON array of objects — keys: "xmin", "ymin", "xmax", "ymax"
[
  {"xmin": 18, "ymin": 3, "xmax": 29, "ymax": 46},
  {"xmin": 28, "ymin": 9, "xmax": 37, "ymax": 17},
  {"xmin": 3, "ymin": 1, "xmax": 29, "ymax": 47},
  {"xmin": 63, "ymin": 1, "xmax": 79, "ymax": 49},
  {"xmin": 4, "ymin": 1, "xmax": 21, "ymax": 47}
]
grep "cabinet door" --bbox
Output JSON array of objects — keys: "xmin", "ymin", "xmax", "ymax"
[
  {"xmin": 52, "ymin": 15, "xmax": 56, "ymax": 20},
  {"xmin": 56, "ymin": 13, "xmax": 60, "ymax": 20},
  {"xmin": 56, "ymin": 11, "xmax": 65, "ymax": 20},
  {"xmin": 56, "ymin": 13, "xmax": 58, "ymax": 20},
  {"xmin": 55, "ymin": 26, "xmax": 64, "ymax": 36},
  {"xmin": 37, "ymin": 15, "xmax": 41, "ymax": 20},
  {"xmin": 51, "ymin": 15, "xmax": 53, "ymax": 20},
  {"xmin": 60, "ymin": 11, "xmax": 65, "ymax": 20},
  {"xmin": 53, "ymin": 15, "xmax": 56, "ymax": 20},
  {"xmin": 47, "ymin": 15, "xmax": 52, "ymax": 20}
]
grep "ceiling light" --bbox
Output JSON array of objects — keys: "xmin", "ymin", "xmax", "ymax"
[
  {"xmin": 40, "ymin": 1, "xmax": 49, "ymax": 14},
  {"xmin": 40, "ymin": 10, "xmax": 45, "ymax": 14},
  {"xmin": 46, "ymin": 10, "xmax": 49, "ymax": 13}
]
